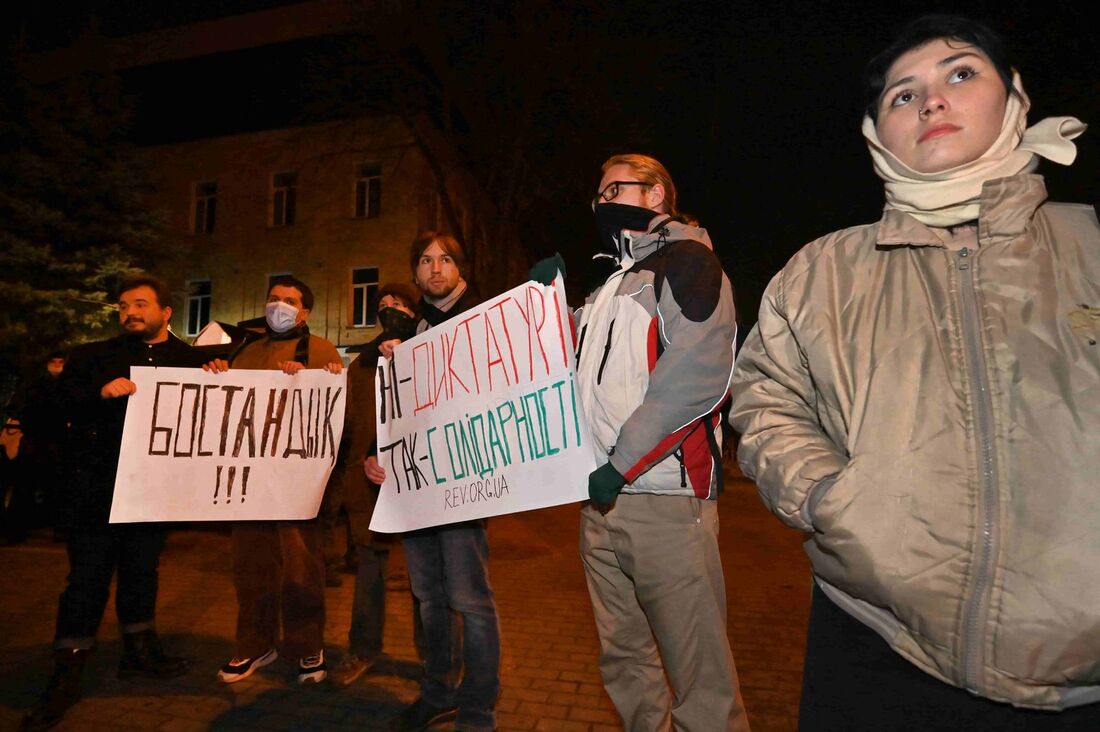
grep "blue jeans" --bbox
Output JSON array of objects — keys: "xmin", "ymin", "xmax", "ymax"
[{"xmin": 403, "ymin": 521, "xmax": 500, "ymax": 729}]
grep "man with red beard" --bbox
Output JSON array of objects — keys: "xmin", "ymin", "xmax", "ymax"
[{"xmin": 23, "ymin": 274, "xmax": 206, "ymax": 732}]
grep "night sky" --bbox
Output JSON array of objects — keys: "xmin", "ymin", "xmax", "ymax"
[{"xmin": 9, "ymin": 0, "xmax": 1100, "ymax": 326}]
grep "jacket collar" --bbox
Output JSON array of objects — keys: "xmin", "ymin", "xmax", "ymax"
[
  {"xmin": 113, "ymin": 332, "xmax": 185, "ymax": 349},
  {"xmin": 876, "ymin": 173, "xmax": 1048, "ymax": 249},
  {"xmin": 420, "ymin": 286, "xmax": 478, "ymax": 328},
  {"xmin": 622, "ymin": 219, "xmax": 713, "ymax": 262}
]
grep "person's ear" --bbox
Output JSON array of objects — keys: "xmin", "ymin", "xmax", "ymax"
[{"xmin": 646, "ymin": 183, "xmax": 665, "ymax": 210}]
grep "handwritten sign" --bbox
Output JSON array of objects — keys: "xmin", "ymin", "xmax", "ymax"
[
  {"xmin": 109, "ymin": 366, "xmax": 346, "ymax": 523},
  {"xmin": 369, "ymin": 277, "xmax": 594, "ymax": 532}
]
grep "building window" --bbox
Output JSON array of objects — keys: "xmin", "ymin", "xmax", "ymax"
[
  {"xmin": 354, "ymin": 163, "xmax": 382, "ymax": 219},
  {"xmin": 192, "ymin": 181, "xmax": 217, "ymax": 234},
  {"xmin": 351, "ymin": 267, "xmax": 379, "ymax": 327},
  {"xmin": 187, "ymin": 280, "xmax": 212, "ymax": 336},
  {"xmin": 272, "ymin": 171, "xmax": 297, "ymax": 226}
]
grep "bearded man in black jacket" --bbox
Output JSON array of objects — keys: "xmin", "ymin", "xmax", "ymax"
[{"xmin": 23, "ymin": 274, "xmax": 207, "ymax": 732}]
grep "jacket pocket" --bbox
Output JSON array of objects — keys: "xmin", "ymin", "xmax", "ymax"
[{"xmin": 802, "ymin": 472, "xmax": 842, "ymax": 529}]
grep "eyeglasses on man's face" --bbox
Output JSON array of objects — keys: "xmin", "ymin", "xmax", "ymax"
[{"xmin": 591, "ymin": 181, "xmax": 650, "ymax": 210}]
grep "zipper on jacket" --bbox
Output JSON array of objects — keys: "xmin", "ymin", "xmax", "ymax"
[
  {"xmin": 575, "ymin": 324, "xmax": 588, "ymax": 364},
  {"xmin": 676, "ymin": 448, "xmax": 687, "ymax": 488},
  {"xmin": 954, "ymin": 246, "xmax": 1002, "ymax": 693},
  {"xmin": 596, "ymin": 320, "xmax": 615, "ymax": 384}
]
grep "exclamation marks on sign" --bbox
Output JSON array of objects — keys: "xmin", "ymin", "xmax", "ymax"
[{"xmin": 214, "ymin": 466, "xmax": 251, "ymax": 504}]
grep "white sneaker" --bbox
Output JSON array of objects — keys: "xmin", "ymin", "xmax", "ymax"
[
  {"xmin": 217, "ymin": 648, "xmax": 277, "ymax": 683},
  {"xmin": 297, "ymin": 650, "xmax": 327, "ymax": 684}
]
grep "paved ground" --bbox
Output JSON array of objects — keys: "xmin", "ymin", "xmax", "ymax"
[{"xmin": 0, "ymin": 464, "xmax": 811, "ymax": 731}]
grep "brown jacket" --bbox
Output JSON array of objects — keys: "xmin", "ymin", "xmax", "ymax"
[
  {"xmin": 730, "ymin": 174, "xmax": 1100, "ymax": 709},
  {"xmin": 337, "ymin": 339, "xmax": 383, "ymax": 546},
  {"xmin": 231, "ymin": 332, "xmax": 340, "ymax": 371}
]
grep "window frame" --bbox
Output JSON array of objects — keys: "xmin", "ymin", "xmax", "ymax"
[
  {"xmin": 350, "ymin": 266, "xmax": 380, "ymax": 328},
  {"xmin": 271, "ymin": 171, "xmax": 298, "ymax": 227},
  {"xmin": 353, "ymin": 162, "xmax": 382, "ymax": 219},
  {"xmin": 186, "ymin": 279, "xmax": 212, "ymax": 337},
  {"xmin": 192, "ymin": 180, "xmax": 217, "ymax": 234}
]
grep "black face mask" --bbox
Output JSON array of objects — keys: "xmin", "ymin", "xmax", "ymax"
[
  {"xmin": 593, "ymin": 202, "xmax": 657, "ymax": 259},
  {"xmin": 378, "ymin": 307, "xmax": 418, "ymax": 341}
]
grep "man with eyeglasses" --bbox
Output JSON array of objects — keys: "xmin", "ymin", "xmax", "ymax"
[{"xmin": 553, "ymin": 154, "xmax": 749, "ymax": 730}]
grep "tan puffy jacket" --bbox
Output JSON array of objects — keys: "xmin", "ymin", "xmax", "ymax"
[{"xmin": 729, "ymin": 174, "xmax": 1100, "ymax": 710}]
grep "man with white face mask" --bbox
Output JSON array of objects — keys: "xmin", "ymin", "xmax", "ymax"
[{"xmin": 205, "ymin": 276, "xmax": 343, "ymax": 686}]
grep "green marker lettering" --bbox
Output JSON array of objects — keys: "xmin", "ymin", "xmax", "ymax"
[
  {"xmin": 426, "ymin": 426, "xmax": 445, "ymax": 484},
  {"xmin": 444, "ymin": 422, "xmax": 466, "ymax": 480}
]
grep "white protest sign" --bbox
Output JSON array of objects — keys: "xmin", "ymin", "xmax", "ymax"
[
  {"xmin": 370, "ymin": 276, "xmax": 595, "ymax": 532},
  {"xmin": 110, "ymin": 366, "xmax": 346, "ymax": 523}
]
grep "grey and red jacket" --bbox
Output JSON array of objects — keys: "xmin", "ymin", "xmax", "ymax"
[{"xmin": 575, "ymin": 218, "xmax": 737, "ymax": 499}]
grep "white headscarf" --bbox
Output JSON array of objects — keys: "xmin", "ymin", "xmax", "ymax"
[{"xmin": 862, "ymin": 73, "xmax": 1086, "ymax": 227}]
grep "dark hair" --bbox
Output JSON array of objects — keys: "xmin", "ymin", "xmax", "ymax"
[
  {"xmin": 268, "ymin": 275, "xmax": 315, "ymax": 311},
  {"xmin": 376, "ymin": 282, "xmax": 419, "ymax": 314},
  {"xmin": 408, "ymin": 231, "xmax": 467, "ymax": 276},
  {"xmin": 47, "ymin": 351, "xmax": 66, "ymax": 361},
  {"xmin": 864, "ymin": 14, "xmax": 1016, "ymax": 122},
  {"xmin": 118, "ymin": 273, "xmax": 173, "ymax": 309}
]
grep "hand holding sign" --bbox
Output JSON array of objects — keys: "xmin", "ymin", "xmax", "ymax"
[
  {"xmin": 364, "ymin": 455, "xmax": 385, "ymax": 484},
  {"xmin": 101, "ymin": 377, "xmax": 138, "ymax": 399},
  {"xmin": 379, "ymin": 339, "xmax": 401, "ymax": 358}
]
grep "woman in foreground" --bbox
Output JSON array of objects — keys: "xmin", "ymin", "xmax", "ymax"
[{"xmin": 730, "ymin": 14, "xmax": 1098, "ymax": 731}]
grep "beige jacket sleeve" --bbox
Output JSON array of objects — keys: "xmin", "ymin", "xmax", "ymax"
[{"xmin": 728, "ymin": 270, "xmax": 848, "ymax": 532}]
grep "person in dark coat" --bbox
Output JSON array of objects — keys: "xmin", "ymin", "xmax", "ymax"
[
  {"xmin": 16, "ymin": 351, "xmax": 69, "ymax": 536},
  {"xmin": 23, "ymin": 275, "xmax": 207, "ymax": 732},
  {"xmin": 330, "ymin": 282, "xmax": 420, "ymax": 686}
]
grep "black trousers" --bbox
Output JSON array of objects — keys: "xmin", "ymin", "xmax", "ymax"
[
  {"xmin": 54, "ymin": 523, "xmax": 168, "ymax": 648},
  {"xmin": 799, "ymin": 581, "xmax": 1100, "ymax": 731}
]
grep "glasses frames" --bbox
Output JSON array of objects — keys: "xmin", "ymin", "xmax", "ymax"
[{"xmin": 591, "ymin": 181, "xmax": 651, "ymax": 210}]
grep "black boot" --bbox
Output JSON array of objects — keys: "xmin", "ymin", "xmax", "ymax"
[
  {"xmin": 21, "ymin": 648, "xmax": 88, "ymax": 731},
  {"xmin": 118, "ymin": 630, "xmax": 189, "ymax": 679}
]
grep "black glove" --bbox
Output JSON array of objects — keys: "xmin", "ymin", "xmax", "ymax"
[
  {"xmin": 588, "ymin": 462, "xmax": 626, "ymax": 509},
  {"xmin": 528, "ymin": 253, "xmax": 566, "ymax": 286}
]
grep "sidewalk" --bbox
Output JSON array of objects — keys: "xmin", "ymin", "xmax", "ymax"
[{"xmin": 0, "ymin": 466, "xmax": 810, "ymax": 731}]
